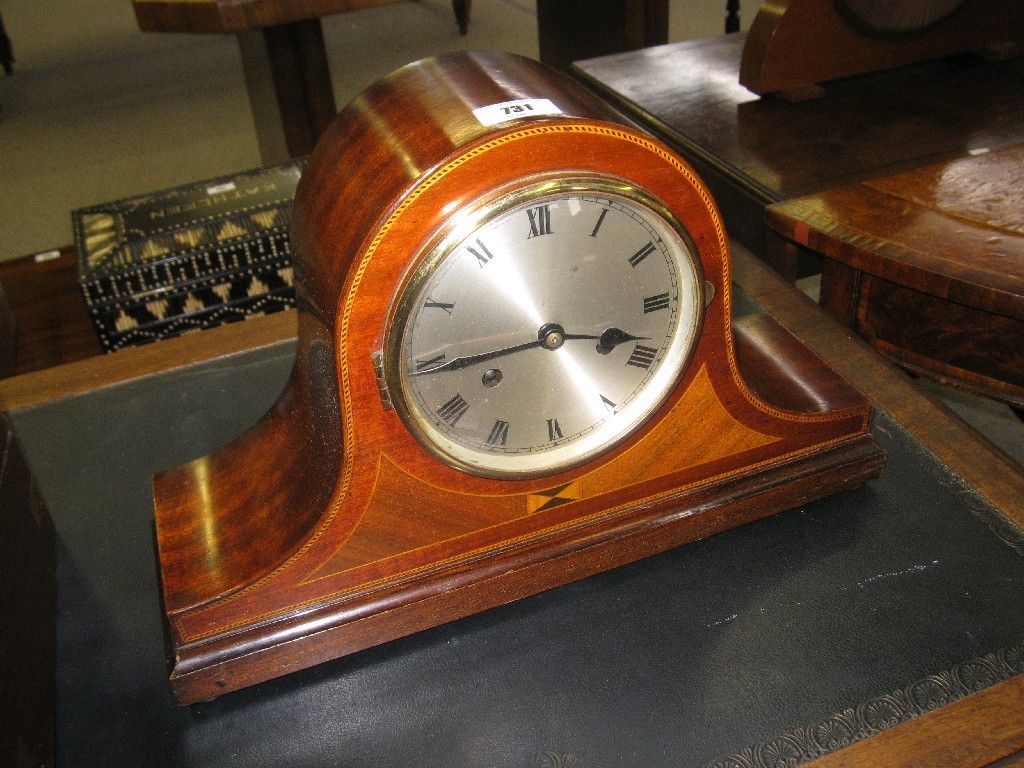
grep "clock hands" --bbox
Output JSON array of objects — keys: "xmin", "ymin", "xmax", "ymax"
[
  {"xmin": 594, "ymin": 327, "xmax": 648, "ymax": 355},
  {"xmin": 417, "ymin": 337, "xmax": 548, "ymax": 375},
  {"xmin": 413, "ymin": 324, "xmax": 649, "ymax": 375}
]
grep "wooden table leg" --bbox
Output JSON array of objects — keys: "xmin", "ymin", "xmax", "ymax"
[
  {"xmin": 453, "ymin": 0, "xmax": 471, "ymax": 34},
  {"xmin": 0, "ymin": 282, "xmax": 14, "ymax": 378},
  {"xmin": 819, "ymin": 257, "xmax": 862, "ymax": 328},
  {"xmin": 238, "ymin": 17, "xmax": 337, "ymax": 163},
  {"xmin": 537, "ymin": 0, "xmax": 669, "ymax": 70},
  {"xmin": 726, "ymin": 0, "xmax": 741, "ymax": 33}
]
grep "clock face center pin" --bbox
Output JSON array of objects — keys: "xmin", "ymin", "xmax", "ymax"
[{"xmin": 538, "ymin": 323, "xmax": 566, "ymax": 351}]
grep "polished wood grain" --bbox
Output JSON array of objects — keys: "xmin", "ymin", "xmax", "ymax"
[
  {"xmin": 733, "ymin": 244, "xmax": 1024, "ymax": 529},
  {"xmin": 150, "ymin": 51, "xmax": 881, "ymax": 703},
  {"xmin": 18, "ymin": 242, "xmax": 1010, "ymax": 500},
  {"xmin": 740, "ymin": 0, "xmax": 1024, "ymax": 97},
  {"xmin": 766, "ymin": 142, "xmax": 1024, "ymax": 406},
  {"xmin": 1, "ymin": 32, "xmax": 1021, "ymax": 754},
  {"xmin": 0, "ymin": 247, "xmax": 101, "ymax": 379},
  {"xmin": 572, "ymin": 33, "xmax": 1024, "ymax": 265}
]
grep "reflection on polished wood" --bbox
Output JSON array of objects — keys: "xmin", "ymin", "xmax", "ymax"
[
  {"xmin": 730, "ymin": 244, "xmax": 1024, "ymax": 525},
  {"xmin": 572, "ymin": 33, "xmax": 1024, "ymax": 267},
  {"xmin": 573, "ymin": 27, "xmax": 1024, "ymax": 414},
  {"xmin": 766, "ymin": 143, "xmax": 1024, "ymax": 407},
  {"xmin": 149, "ymin": 50, "xmax": 881, "ymax": 704}
]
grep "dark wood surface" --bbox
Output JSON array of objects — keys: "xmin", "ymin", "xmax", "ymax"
[
  {"xmin": 132, "ymin": 0, "xmax": 409, "ymax": 34},
  {"xmin": 572, "ymin": 32, "xmax": 1024, "ymax": 406},
  {"xmin": 537, "ymin": 0, "xmax": 669, "ymax": 69},
  {"xmin": 253, "ymin": 17, "xmax": 337, "ymax": 158},
  {"xmin": 0, "ymin": 247, "xmax": 101, "ymax": 379},
  {"xmin": 0, "ymin": 416, "xmax": 56, "ymax": 768},
  {"xmin": 2, "ymin": 38, "xmax": 1023, "ymax": 758},
  {"xmin": 572, "ymin": 33, "xmax": 1024, "ymax": 269},
  {"xmin": 765, "ymin": 142, "xmax": 1024, "ymax": 406}
]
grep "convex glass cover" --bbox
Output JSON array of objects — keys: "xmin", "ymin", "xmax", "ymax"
[{"xmin": 387, "ymin": 177, "xmax": 706, "ymax": 477}]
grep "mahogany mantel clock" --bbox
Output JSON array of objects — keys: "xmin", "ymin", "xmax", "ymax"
[{"xmin": 153, "ymin": 51, "xmax": 884, "ymax": 704}]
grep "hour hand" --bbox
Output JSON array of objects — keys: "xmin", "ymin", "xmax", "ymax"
[{"xmin": 594, "ymin": 327, "xmax": 649, "ymax": 354}]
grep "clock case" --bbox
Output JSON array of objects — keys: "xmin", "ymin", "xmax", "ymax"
[{"xmin": 153, "ymin": 51, "xmax": 884, "ymax": 704}]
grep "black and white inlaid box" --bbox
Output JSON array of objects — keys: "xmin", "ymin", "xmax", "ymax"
[{"xmin": 73, "ymin": 160, "xmax": 304, "ymax": 352}]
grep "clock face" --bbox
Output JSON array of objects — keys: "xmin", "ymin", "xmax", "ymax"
[
  {"xmin": 386, "ymin": 177, "xmax": 705, "ymax": 478},
  {"xmin": 832, "ymin": 0, "xmax": 967, "ymax": 33}
]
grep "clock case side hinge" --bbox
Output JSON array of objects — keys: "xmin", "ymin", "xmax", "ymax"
[{"xmin": 372, "ymin": 350, "xmax": 395, "ymax": 411}]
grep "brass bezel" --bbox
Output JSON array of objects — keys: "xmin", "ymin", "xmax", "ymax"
[{"xmin": 382, "ymin": 173, "xmax": 707, "ymax": 479}]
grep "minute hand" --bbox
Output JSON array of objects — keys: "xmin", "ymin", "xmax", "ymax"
[
  {"xmin": 413, "ymin": 327, "xmax": 648, "ymax": 375},
  {"xmin": 414, "ymin": 338, "xmax": 553, "ymax": 375}
]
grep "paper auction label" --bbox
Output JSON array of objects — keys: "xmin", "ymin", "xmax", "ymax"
[{"xmin": 473, "ymin": 98, "xmax": 562, "ymax": 127}]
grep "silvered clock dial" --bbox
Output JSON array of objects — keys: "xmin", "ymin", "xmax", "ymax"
[{"xmin": 386, "ymin": 177, "xmax": 706, "ymax": 478}]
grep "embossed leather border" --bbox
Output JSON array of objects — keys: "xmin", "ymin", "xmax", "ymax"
[{"xmin": 704, "ymin": 640, "xmax": 1024, "ymax": 768}]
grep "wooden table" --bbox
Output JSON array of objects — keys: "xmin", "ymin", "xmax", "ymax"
[
  {"xmin": 2, "ymin": 241, "xmax": 1023, "ymax": 767},
  {"xmin": 572, "ymin": 32, "xmax": 1024, "ymax": 406},
  {"xmin": 572, "ymin": 33, "xmax": 1024, "ymax": 275},
  {"xmin": 765, "ymin": 143, "xmax": 1024, "ymax": 408},
  {"xmin": 131, "ymin": 0, "xmax": 468, "ymax": 163},
  {"xmin": 131, "ymin": 0, "xmax": 689, "ymax": 161}
]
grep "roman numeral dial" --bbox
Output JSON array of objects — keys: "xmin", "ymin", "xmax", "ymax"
[
  {"xmin": 626, "ymin": 344, "xmax": 659, "ymax": 370},
  {"xmin": 526, "ymin": 205, "xmax": 552, "ymax": 238},
  {"xmin": 437, "ymin": 393, "xmax": 469, "ymax": 426},
  {"xmin": 391, "ymin": 179, "xmax": 705, "ymax": 478}
]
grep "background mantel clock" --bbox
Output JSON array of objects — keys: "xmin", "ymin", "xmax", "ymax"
[
  {"xmin": 740, "ymin": 0, "xmax": 1024, "ymax": 98},
  {"xmin": 152, "ymin": 51, "xmax": 884, "ymax": 704}
]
